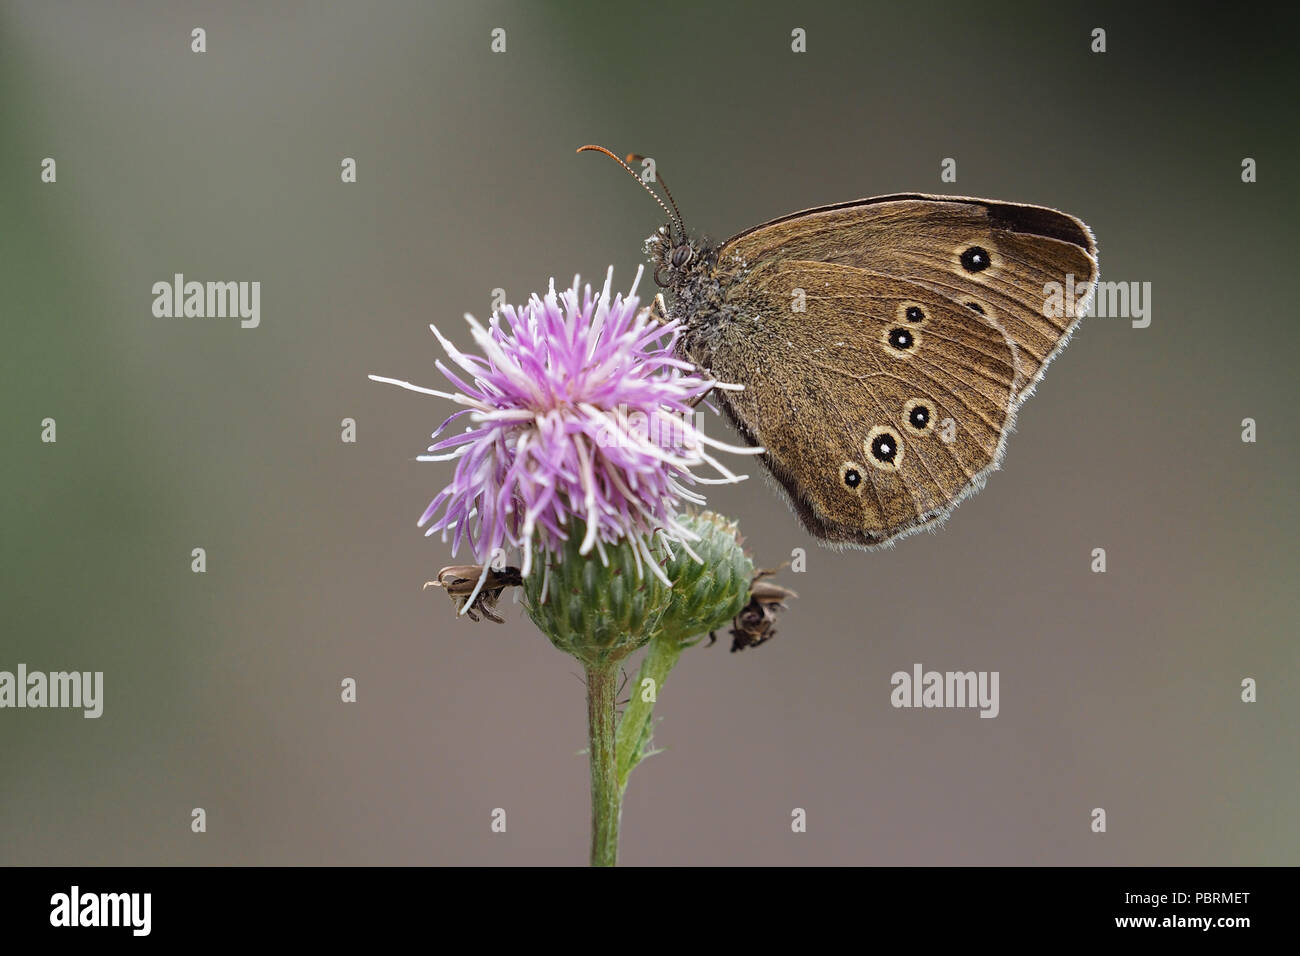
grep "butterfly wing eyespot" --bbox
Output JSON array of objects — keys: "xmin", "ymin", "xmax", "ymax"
[
  {"xmin": 864, "ymin": 425, "xmax": 904, "ymax": 472},
  {"xmin": 840, "ymin": 462, "xmax": 864, "ymax": 491},
  {"xmin": 902, "ymin": 399, "xmax": 934, "ymax": 436},
  {"xmin": 958, "ymin": 244, "xmax": 994, "ymax": 273},
  {"xmin": 883, "ymin": 325, "xmax": 920, "ymax": 356},
  {"xmin": 902, "ymin": 303, "xmax": 928, "ymax": 325}
]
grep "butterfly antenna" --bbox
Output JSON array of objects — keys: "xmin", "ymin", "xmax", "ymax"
[
  {"xmin": 577, "ymin": 144, "xmax": 683, "ymax": 240},
  {"xmin": 625, "ymin": 153, "xmax": 685, "ymax": 234}
]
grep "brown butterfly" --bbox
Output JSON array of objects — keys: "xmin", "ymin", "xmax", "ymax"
[{"xmin": 580, "ymin": 147, "xmax": 1098, "ymax": 549}]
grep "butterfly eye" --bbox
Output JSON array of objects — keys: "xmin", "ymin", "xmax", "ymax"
[
  {"xmin": 959, "ymin": 246, "xmax": 992, "ymax": 272},
  {"xmin": 902, "ymin": 399, "xmax": 933, "ymax": 436},
  {"xmin": 864, "ymin": 425, "xmax": 904, "ymax": 471},
  {"xmin": 839, "ymin": 462, "xmax": 864, "ymax": 490},
  {"xmin": 671, "ymin": 245, "xmax": 693, "ymax": 268},
  {"xmin": 883, "ymin": 326, "xmax": 919, "ymax": 355}
]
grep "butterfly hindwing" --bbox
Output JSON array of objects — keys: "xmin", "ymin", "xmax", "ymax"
[{"xmin": 706, "ymin": 259, "xmax": 1018, "ymax": 547}]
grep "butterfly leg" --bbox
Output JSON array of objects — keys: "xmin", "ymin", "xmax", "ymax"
[
  {"xmin": 687, "ymin": 387, "xmax": 715, "ymax": 409},
  {"xmin": 648, "ymin": 293, "xmax": 670, "ymax": 325}
]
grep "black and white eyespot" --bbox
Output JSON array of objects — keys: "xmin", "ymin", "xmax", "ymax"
[
  {"xmin": 840, "ymin": 461, "xmax": 864, "ymax": 491},
  {"xmin": 899, "ymin": 302, "xmax": 928, "ymax": 325},
  {"xmin": 882, "ymin": 325, "xmax": 920, "ymax": 357},
  {"xmin": 966, "ymin": 301, "xmax": 986, "ymax": 315},
  {"xmin": 864, "ymin": 425, "xmax": 904, "ymax": 472},
  {"xmin": 959, "ymin": 245, "xmax": 993, "ymax": 273},
  {"xmin": 902, "ymin": 398, "xmax": 933, "ymax": 436}
]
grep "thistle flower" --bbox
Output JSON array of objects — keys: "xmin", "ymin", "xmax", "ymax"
[
  {"xmin": 370, "ymin": 267, "xmax": 756, "ymax": 595},
  {"xmin": 370, "ymin": 264, "xmax": 797, "ymax": 867}
]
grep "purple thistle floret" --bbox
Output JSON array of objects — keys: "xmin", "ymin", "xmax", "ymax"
[{"xmin": 371, "ymin": 267, "xmax": 756, "ymax": 591}]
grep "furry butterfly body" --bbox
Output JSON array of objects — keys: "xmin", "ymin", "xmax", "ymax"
[{"xmin": 649, "ymin": 193, "xmax": 1098, "ymax": 549}]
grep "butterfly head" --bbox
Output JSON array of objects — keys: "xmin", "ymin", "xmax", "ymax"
[
  {"xmin": 577, "ymin": 145, "xmax": 725, "ymax": 356},
  {"xmin": 647, "ymin": 225, "xmax": 710, "ymax": 290},
  {"xmin": 578, "ymin": 144, "xmax": 714, "ymax": 291}
]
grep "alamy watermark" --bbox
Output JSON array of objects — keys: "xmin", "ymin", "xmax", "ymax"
[
  {"xmin": 593, "ymin": 403, "xmax": 706, "ymax": 453},
  {"xmin": 152, "ymin": 274, "xmax": 260, "ymax": 328},
  {"xmin": 0, "ymin": 664, "xmax": 103, "ymax": 718},
  {"xmin": 891, "ymin": 663, "xmax": 999, "ymax": 718},
  {"xmin": 50, "ymin": 886, "xmax": 150, "ymax": 936},
  {"xmin": 1044, "ymin": 274, "xmax": 1151, "ymax": 328}
]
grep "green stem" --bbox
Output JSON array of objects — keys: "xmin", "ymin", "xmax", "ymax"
[
  {"xmin": 586, "ymin": 662, "xmax": 621, "ymax": 867},
  {"xmin": 615, "ymin": 634, "xmax": 685, "ymax": 792}
]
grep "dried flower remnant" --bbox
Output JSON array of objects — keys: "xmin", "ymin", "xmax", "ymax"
[
  {"xmin": 425, "ymin": 565, "xmax": 523, "ymax": 623},
  {"xmin": 723, "ymin": 572, "xmax": 798, "ymax": 652}
]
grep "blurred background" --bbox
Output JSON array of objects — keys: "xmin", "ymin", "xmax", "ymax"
[{"xmin": 1, "ymin": 0, "xmax": 1296, "ymax": 865}]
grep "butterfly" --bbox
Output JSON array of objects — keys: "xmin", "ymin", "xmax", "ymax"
[{"xmin": 580, "ymin": 147, "xmax": 1098, "ymax": 549}]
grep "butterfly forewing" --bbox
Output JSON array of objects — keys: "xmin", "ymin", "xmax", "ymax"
[
  {"xmin": 719, "ymin": 194, "xmax": 1097, "ymax": 404},
  {"xmin": 707, "ymin": 260, "xmax": 1018, "ymax": 547}
]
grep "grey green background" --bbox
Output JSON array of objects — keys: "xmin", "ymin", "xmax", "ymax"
[{"xmin": 2, "ymin": 1, "xmax": 1296, "ymax": 865}]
